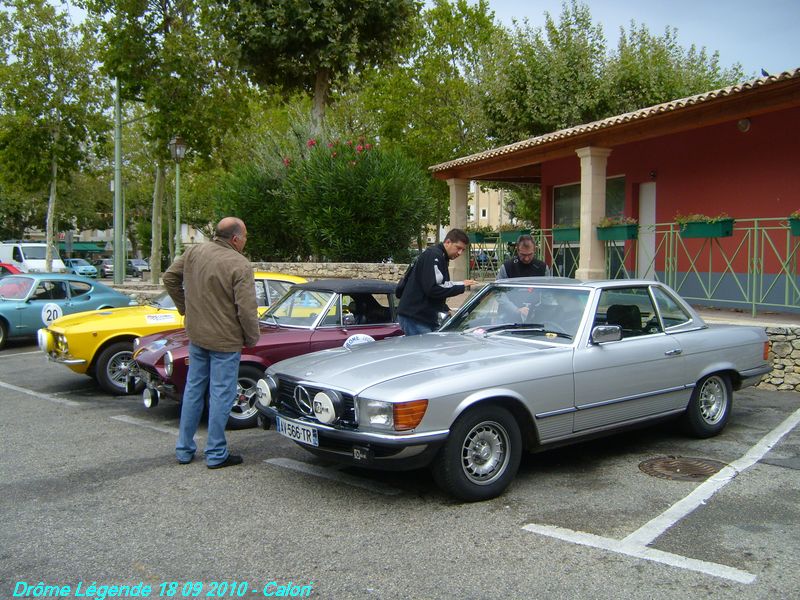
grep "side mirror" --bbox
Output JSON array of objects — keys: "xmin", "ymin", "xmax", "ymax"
[
  {"xmin": 342, "ymin": 313, "xmax": 357, "ymax": 327},
  {"xmin": 436, "ymin": 311, "xmax": 450, "ymax": 328},
  {"xmin": 591, "ymin": 325, "xmax": 622, "ymax": 344}
]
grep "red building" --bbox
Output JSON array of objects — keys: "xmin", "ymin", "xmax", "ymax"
[{"xmin": 432, "ymin": 69, "xmax": 800, "ymax": 314}]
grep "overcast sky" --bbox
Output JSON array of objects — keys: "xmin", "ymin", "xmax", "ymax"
[{"xmin": 485, "ymin": 0, "xmax": 799, "ymax": 78}]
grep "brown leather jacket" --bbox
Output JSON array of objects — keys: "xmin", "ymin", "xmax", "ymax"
[{"xmin": 163, "ymin": 238, "xmax": 260, "ymax": 352}]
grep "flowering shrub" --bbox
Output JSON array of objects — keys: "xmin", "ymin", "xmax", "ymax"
[
  {"xmin": 674, "ymin": 212, "xmax": 731, "ymax": 225},
  {"xmin": 790, "ymin": 209, "xmax": 800, "ymax": 219},
  {"xmin": 598, "ymin": 215, "xmax": 638, "ymax": 227}
]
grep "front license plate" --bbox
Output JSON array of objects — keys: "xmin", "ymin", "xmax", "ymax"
[{"xmin": 276, "ymin": 416, "xmax": 319, "ymax": 447}]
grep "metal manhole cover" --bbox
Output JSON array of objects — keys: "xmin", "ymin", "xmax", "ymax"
[{"xmin": 639, "ymin": 456, "xmax": 728, "ymax": 482}]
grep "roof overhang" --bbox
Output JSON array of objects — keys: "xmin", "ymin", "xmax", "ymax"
[{"xmin": 431, "ymin": 69, "xmax": 800, "ymax": 183}]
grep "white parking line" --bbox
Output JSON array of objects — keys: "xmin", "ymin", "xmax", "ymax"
[
  {"xmin": 110, "ymin": 414, "xmax": 180, "ymax": 436},
  {"xmin": 265, "ymin": 457, "xmax": 403, "ymax": 496},
  {"xmin": 0, "ymin": 350, "xmax": 41, "ymax": 358},
  {"xmin": 0, "ymin": 380, "xmax": 81, "ymax": 406},
  {"xmin": 521, "ymin": 405, "xmax": 800, "ymax": 584}
]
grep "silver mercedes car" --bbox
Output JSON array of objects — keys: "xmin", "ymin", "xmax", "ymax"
[{"xmin": 254, "ymin": 278, "xmax": 771, "ymax": 502}]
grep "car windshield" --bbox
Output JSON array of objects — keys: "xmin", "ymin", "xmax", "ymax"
[
  {"xmin": 70, "ymin": 258, "xmax": 91, "ymax": 266},
  {"xmin": 20, "ymin": 245, "xmax": 57, "ymax": 260},
  {"xmin": 148, "ymin": 291, "xmax": 176, "ymax": 309},
  {"xmin": 0, "ymin": 276, "xmax": 35, "ymax": 300},
  {"xmin": 441, "ymin": 284, "xmax": 590, "ymax": 342},
  {"xmin": 131, "ymin": 259, "xmax": 147, "ymax": 266},
  {"xmin": 262, "ymin": 288, "xmax": 335, "ymax": 328}
]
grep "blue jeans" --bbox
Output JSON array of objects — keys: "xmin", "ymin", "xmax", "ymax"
[
  {"xmin": 176, "ymin": 343, "xmax": 241, "ymax": 466},
  {"xmin": 399, "ymin": 315, "xmax": 434, "ymax": 336}
]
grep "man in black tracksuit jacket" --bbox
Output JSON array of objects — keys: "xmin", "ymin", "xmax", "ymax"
[{"xmin": 397, "ymin": 228, "xmax": 477, "ymax": 335}]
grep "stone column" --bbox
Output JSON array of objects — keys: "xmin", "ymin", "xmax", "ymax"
[
  {"xmin": 447, "ymin": 178, "xmax": 470, "ymax": 282},
  {"xmin": 575, "ymin": 147, "xmax": 612, "ymax": 280}
]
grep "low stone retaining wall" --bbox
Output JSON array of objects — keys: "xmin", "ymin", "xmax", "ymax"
[
  {"xmin": 111, "ymin": 261, "xmax": 800, "ymax": 394},
  {"xmin": 760, "ymin": 327, "xmax": 800, "ymax": 392},
  {"xmin": 251, "ymin": 261, "xmax": 407, "ymax": 282}
]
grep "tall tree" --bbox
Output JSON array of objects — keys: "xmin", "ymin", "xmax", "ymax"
[
  {"xmin": 0, "ymin": 0, "xmax": 109, "ymax": 269},
  {"xmin": 605, "ymin": 23, "xmax": 743, "ymax": 115},
  {"xmin": 80, "ymin": 0, "xmax": 251, "ymax": 280},
  {"xmin": 343, "ymin": 0, "xmax": 504, "ymax": 237},
  {"xmin": 216, "ymin": 0, "xmax": 420, "ymax": 125}
]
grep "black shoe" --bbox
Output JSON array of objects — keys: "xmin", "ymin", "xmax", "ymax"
[{"xmin": 208, "ymin": 454, "xmax": 243, "ymax": 469}]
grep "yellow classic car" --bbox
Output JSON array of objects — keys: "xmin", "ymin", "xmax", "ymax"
[{"xmin": 37, "ymin": 271, "xmax": 306, "ymax": 395}]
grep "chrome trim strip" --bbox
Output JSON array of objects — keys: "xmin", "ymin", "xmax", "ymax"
[
  {"xmin": 46, "ymin": 356, "xmax": 86, "ymax": 365},
  {"xmin": 575, "ymin": 385, "xmax": 691, "ymax": 411},
  {"xmin": 535, "ymin": 384, "xmax": 692, "ymax": 419}
]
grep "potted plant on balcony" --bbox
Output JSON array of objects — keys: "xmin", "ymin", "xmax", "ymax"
[
  {"xmin": 675, "ymin": 213, "xmax": 735, "ymax": 238},
  {"xmin": 789, "ymin": 210, "xmax": 800, "ymax": 236},
  {"xmin": 497, "ymin": 223, "xmax": 532, "ymax": 242},
  {"xmin": 553, "ymin": 223, "xmax": 580, "ymax": 243},
  {"xmin": 596, "ymin": 216, "xmax": 638, "ymax": 241},
  {"xmin": 465, "ymin": 224, "xmax": 494, "ymax": 243}
]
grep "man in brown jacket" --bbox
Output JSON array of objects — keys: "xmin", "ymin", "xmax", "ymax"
[{"xmin": 164, "ymin": 216, "xmax": 260, "ymax": 469}]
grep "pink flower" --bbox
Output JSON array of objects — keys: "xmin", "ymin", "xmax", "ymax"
[
  {"xmin": 282, "ymin": 157, "xmax": 291, "ymax": 166},
  {"xmin": 365, "ymin": 143, "xmax": 372, "ymax": 150},
  {"xmin": 307, "ymin": 139, "xmax": 317, "ymax": 147},
  {"xmin": 356, "ymin": 145, "xmax": 364, "ymax": 153},
  {"xmin": 345, "ymin": 139, "xmax": 353, "ymax": 146}
]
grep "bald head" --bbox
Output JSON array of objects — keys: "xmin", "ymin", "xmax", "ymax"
[{"xmin": 215, "ymin": 217, "xmax": 245, "ymax": 240}]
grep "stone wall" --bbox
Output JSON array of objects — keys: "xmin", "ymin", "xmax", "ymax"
[
  {"xmin": 759, "ymin": 327, "xmax": 800, "ymax": 392},
  {"xmin": 251, "ymin": 261, "xmax": 407, "ymax": 282}
]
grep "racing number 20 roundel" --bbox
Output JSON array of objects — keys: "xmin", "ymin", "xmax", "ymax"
[{"xmin": 41, "ymin": 303, "xmax": 63, "ymax": 325}]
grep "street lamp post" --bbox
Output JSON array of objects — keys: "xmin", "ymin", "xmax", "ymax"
[{"xmin": 168, "ymin": 135, "xmax": 187, "ymax": 257}]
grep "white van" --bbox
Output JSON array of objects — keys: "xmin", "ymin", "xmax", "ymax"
[{"xmin": 0, "ymin": 241, "xmax": 67, "ymax": 273}]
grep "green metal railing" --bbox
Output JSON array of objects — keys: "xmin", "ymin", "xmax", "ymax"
[{"xmin": 470, "ymin": 219, "xmax": 800, "ymax": 315}]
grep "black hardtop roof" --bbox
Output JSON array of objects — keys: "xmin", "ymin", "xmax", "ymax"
[{"xmin": 293, "ymin": 278, "xmax": 396, "ymax": 294}]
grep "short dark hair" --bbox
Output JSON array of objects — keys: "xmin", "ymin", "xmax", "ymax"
[
  {"xmin": 516, "ymin": 234, "xmax": 535, "ymax": 247},
  {"xmin": 444, "ymin": 228, "xmax": 469, "ymax": 245}
]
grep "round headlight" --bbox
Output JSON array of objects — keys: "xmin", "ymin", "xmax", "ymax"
[
  {"xmin": 164, "ymin": 351, "xmax": 173, "ymax": 377},
  {"xmin": 37, "ymin": 329, "xmax": 53, "ymax": 353},
  {"xmin": 313, "ymin": 390, "xmax": 342, "ymax": 424}
]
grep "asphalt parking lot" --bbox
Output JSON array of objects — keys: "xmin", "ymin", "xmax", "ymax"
[{"xmin": 1, "ymin": 339, "xmax": 799, "ymax": 599}]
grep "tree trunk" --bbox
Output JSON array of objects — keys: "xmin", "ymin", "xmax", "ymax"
[
  {"xmin": 150, "ymin": 163, "xmax": 165, "ymax": 284},
  {"xmin": 312, "ymin": 68, "xmax": 330, "ymax": 129},
  {"xmin": 166, "ymin": 182, "xmax": 174, "ymax": 263},
  {"xmin": 46, "ymin": 153, "xmax": 58, "ymax": 272}
]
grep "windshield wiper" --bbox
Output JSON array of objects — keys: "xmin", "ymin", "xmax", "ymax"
[{"xmin": 479, "ymin": 322, "xmax": 573, "ymax": 340}]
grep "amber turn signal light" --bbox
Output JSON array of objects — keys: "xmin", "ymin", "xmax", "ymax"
[{"xmin": 393, "ymin": 400, "xmax": 429, "ymax": 431}]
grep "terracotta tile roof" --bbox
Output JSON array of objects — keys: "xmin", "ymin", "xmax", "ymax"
[{"xmin": 430, "ymin": 68, "xmax": 800, "ymax": 173}]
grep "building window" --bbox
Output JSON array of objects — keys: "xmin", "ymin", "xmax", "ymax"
[
  {"xmin": 480, "ymin": 208, "xmax": 487, "ymax": 218},
  {"xmin": 553, "ymin": 176, "xmax": 625, "ymax": 226}
]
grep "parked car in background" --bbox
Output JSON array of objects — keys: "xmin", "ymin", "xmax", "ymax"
[
  {"xmin": 93, "ymin": 259, "xmax": 114, "ymax": 278},
  {"xmin": 0, "ymin": 240, "xmax": 67, "ymax": 273},
  {"xmin": 126, "ymin": 258, "xmax": 149, "ymax": 277},
  {"xmin": 64, "ymin": 258, "xmax": 98, "ymax": 278},
  {"xmin": 254, "ymin": 278, "xmax": 772, "ymax": 501},
  {"xmin": 0, "ymin": 262, "xmax": 22, "ymax": 276},
  {"xmin": 38, "ymin": 272, "xmax": 305, "ymax": 395},
  {"xmin": 0, "ymin": 273, "xmax": 135, "ymax": 349},
  {"xmin": 134, "ymin": 279, "xmax": 403, "ymax": 429}
]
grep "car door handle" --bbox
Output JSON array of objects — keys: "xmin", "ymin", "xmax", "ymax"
[{"xmin": 664, "ymin": 349, "xmax": 682, "ymax": 356}]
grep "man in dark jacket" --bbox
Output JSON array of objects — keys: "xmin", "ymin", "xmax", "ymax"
[
  {"xmin": 496, "ymin": 234, "xmax": 548, "ymax": 279},
  {"xmin": 397, "ymin": 228, "xmax": 476, "ymax": 335},
  {"xmin": 496, "ymin": 234, "xmax": 549, "ymax": 320},
  {"xmin": 163, "ymin": 216, "xmax": 260, "ymax": 469}
]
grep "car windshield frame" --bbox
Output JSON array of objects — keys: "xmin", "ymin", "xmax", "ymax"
[
  {"xmin": 148, "ymin": 291, "xmax": 177, "ymax": 310},
  {"xmin": 261, "ymin": 288, "xmax": 336, "ymax": 329},
  {"xmin": 440, "ymin": 282, "xmax": 591, "ymax": 344}
]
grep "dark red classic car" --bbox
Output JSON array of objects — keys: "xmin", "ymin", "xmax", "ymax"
[{"xmin": 132, "ymin": 279, "xmax": 403, "ymax": 428}]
